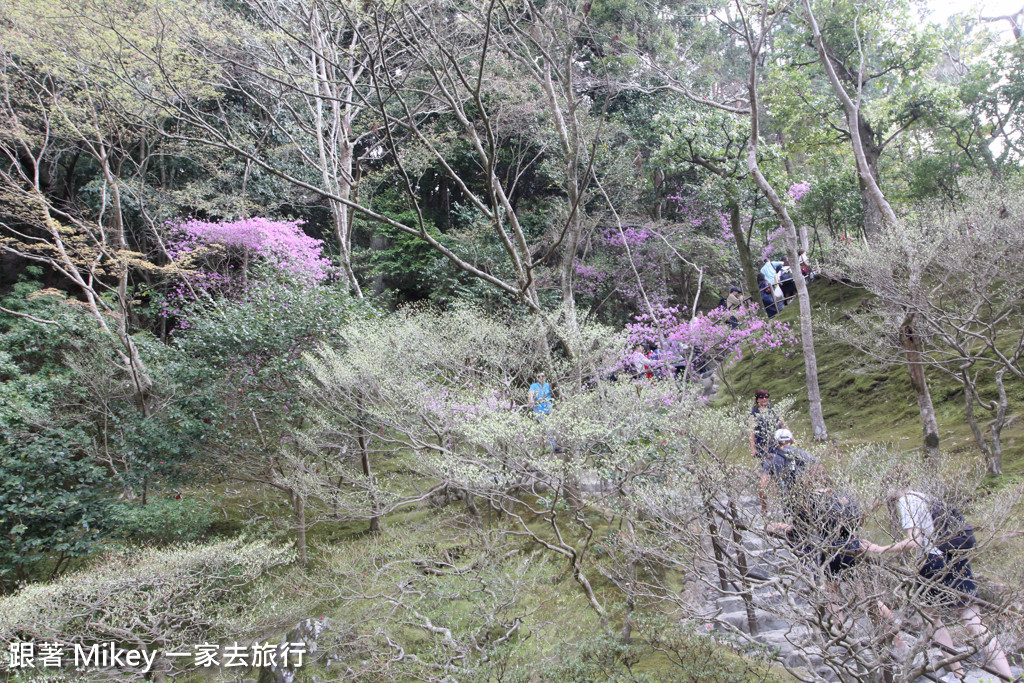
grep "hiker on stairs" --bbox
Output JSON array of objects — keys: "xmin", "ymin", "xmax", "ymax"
[
  {"xmin": 750, "ymin": 390, "xmax": 788, "ymax": 464},
  {"xmin": 757, "ymin": 428, "xmax": 810, "ymax": 515},
  {"xmin": 863, "ymin": 465, "xmax": 1013, "ymax": 682},
  {"xmin": 762, "ymin": 447, "xmax": 869, "ymax": 622}
]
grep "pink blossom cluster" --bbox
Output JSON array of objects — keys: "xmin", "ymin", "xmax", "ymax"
[
  {"xmin": 760, "ymin": 226, "xmax": 787, "ymax": 261},
  {"xmin": 603, "ymin": 226, "xmax": 653, "ymax": 249},
  {"xmin": 167, "ymin": 217, "xmax": 333, "ymax": 282},
  {"xmin": 570, "ymin": 226, "xmax": 673, "ymax": 308},
  {"xmin": 574, "ymin": 263, "xmax": 609, "ymax": 297},
  {"xmin": 160, "ymin": 217, "xmax": 336, "ymax": 330},
  {"xmin": 420, "ymin": 386, "xmax": 512, "ymax": 436},
  {"xmin": 717, "ymin": 211, "xmax": 733, "ymax": 243},
  {"xmin": 668, "ymin": 191, "xmax": 733, "ymax": 250},
  {"xmin": 625, "ymin": 303, "xmax": 797, "ymax": 369},
  {"xmin": 787, "ymin": 180, "xmax": 811, "ymax": 202}
]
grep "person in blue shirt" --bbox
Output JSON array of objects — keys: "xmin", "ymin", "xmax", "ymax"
[
  {"xmin": 529, "ymin": 371, "xmax": 557, "ymax": 451},
  {"xmin": 529, "ymin": 371, "xmax": 552, "ymax": 417}
]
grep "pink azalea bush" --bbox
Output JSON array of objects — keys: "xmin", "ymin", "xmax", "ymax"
[
  {"xmin": 574, "ymin": 214, "xmax": 734, "ymax": 312},
  {"xmin": 167, "ymin": 217, "xmax": 332, "ymax": 283},
  {"xmin": 573, "ymin": 226, "xmax": 671, "ymax": 308},
  {"xmin": 625, "ymin": 302, "xmax": 797, "ymax": 370},
  {"xmin": 788, "ymin": 180, "xmax": 811, "ymax": 202},
  {"xmin": 161, "ymin": 217, "xmax": 335, "ymax": 326},
  {"xmin": 760, "ymin": 225, "xmax": 787, "ymax": 261}
]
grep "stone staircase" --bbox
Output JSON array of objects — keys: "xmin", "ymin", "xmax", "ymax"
[{"xmin": 702, "ymin": 497, "xmax": 1022, "ymax": 683}]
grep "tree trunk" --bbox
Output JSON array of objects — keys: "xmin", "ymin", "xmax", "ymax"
[
  {"xmin": 620, "ymin": 517, "xmax": 637, "ymax": 644},
  {"xmin": 784, "ymin": 235, "xmax": 828, "ymax": 440},
  {"xmin": 747, "ymin": 151, "xmax": 828, "ymax": 440},
  {"xmin": 309, "ymin": 15, "xmax": 362, "ymax": 298},
  {"xmin": 291, "ymin": 489, "xmax": 308, "ymax": 566},
  {"xmin": 370, "ymin": 234, "xmax": 388, "ymax": 296},
  {"xmin": 651, "ymin": 168, "xmax": 666, "ymax": 219},
  {"xmin": 359, "ymin": 432, "xmax": 381, "ymax": 532},
  {"xmin": 804, "ymin": 0, "xmax": 901, "ymax": 236},
  {"xmin": 988, "ymin": 370, "xmax": 1007, "ymax": 475},
  {"xmin": 334, "ymin": 138, "xmax": 363, "ymax": 298},
  {"xmin": 729, "ymin": 200, "xmax": 759, "ymax": 299},
  {"xmin": 856, "ymin": 121, "xmax": 884, "ymax": 239},
  {"xmin": 745, "ymin": 16, "xmax": 828, "ymax": 440},
  {"xmin": 901, "ymin": 315, "xmax": 940, "ymax": 457},
  {"xmin": 964, "ymin": 370, "xmax": 1007, "ymax": 476},
  {"xmin": 962, "ymin": 380, "xmax": 993, "ymax": 473}
]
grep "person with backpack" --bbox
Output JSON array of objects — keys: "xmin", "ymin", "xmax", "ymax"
[
  {"xmin": 768, "ymin": 474, "xmax": 864, "ymax": 577},
  {"xmin": 864, "ymin": 466, "xmax": 1013, "ymax": 681},
  {"xmin": 760, "ymin": 257, "xmax": 784, "ymax": 306},
  {"xmin": 798, "ymin": 248, "xmax": 813, "ymax": 281},
  {"xmin": 765, "ymin": 465, "xmax": 876, "ymax": 632},
  {"xmin": 779, "ymin": 259, "xmax": 797, "ymax": 304},
  {"xmin": 749, "ymin": 391, "xmax": 788, "ymax": 464},
  {"xmin": 757, "ymin": 428, "xmax": 811, "ymax": 515}
]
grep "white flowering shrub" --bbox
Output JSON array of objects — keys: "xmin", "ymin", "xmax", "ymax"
[
  {"xmin": 295, "ymin": 306, "xmax": 711, "ymax": 620},
  {"xmin": 290, "ymin": 306, "xmax": 1024, "ymax": 681},
  {"xmin": 0, "ymin": 539, "xmax": 296, "ymax": 680}
]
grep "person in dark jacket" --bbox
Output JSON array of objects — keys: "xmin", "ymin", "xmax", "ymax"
[
  {"xmin": 757, "ymin": 273, "xmax": 778, "ymax": 318},
  {"xmin": 749, "ymin": 390, "xmax": 788, "ymax": 463},
  {"xmin": 779, "ymin": 259, "xmax": 797, "ymax": 303}
]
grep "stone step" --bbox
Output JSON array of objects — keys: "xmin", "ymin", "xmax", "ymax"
[
  {"xmin": 716, "ymin": 595, "xmax": 748, "ymax": 614},
  {"xmin": 784, "ymin": 650, "xmax": 824, "ymax": 672},
  {"xmin": 717, "ymin": 605, "xmax": 791, "ymax": 633},
  {"xmin": 960, "ymin": 665, "xmax": 1022, "ymax": 683}
]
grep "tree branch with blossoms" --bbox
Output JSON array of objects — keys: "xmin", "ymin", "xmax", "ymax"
[{"xmin": 624, "ymin": 303, "xmax": 798, "ymax": 395}]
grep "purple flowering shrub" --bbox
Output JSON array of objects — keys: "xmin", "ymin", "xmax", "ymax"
[
  {"xmin": 160, "ymin": 217, "xmax": 335, "ymax": 326},
  {"xmin": 625, "ymin": 302, "xmax": 797, "ymax": 371},
  {"xmin": 787, "ymin": 180, "xmax": 811, "ymax": 202},
  {"xmin": 167, "ymin": 217, "xmax": 332, "ymax": 282},
  {"xmin": 760, "ymin": 225, "xmax": 787, "ymax": 261},
  {"xmin": 574, "ymin": 218, "xmax": 734, "ymax": 317}
]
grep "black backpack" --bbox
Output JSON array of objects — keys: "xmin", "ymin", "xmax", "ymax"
[
  {"xmin": 928, "ymin": 498, "xmax": 976, "ymax": 555},
  {"xmin": 818, "ymin": 492, "xmax": 862, "ymax": 548},
  {"xmin": 789, "ymin": 491, "xmax": 860, "ymax": 551}
]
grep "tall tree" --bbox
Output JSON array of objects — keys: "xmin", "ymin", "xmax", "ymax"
[
  {"xmin": 770, "ymin": 0, "xmax": 940, "ymax": 238},
  {"xmin": 652, "ymin": 104, "xmax": 764, "ymax": 300},
  {"xmin": 352, "ymin": 0, "xmax": 635, "ymax": 358},
  {"xmin": 102, "ymin": 0, "xmax": 639, "ymax": 356},
  {"xmin": 804, "ymin": 0, "xmax": 940, "ymax": 455},
  {"xmin": 147, "ymin": 0, "xmax": 390, "ymax": 296},
  {"xmin": 737, "ymin": 0, "xmax": 827, "ymax": 440},
  {"xmin": 0, "ymin": 0, "xmax": 216, "ymax": 415}
]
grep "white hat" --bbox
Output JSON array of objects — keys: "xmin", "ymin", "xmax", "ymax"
[{"xmin": 774, "ymin": 428, "xmax": 793, "ymax": 442}]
